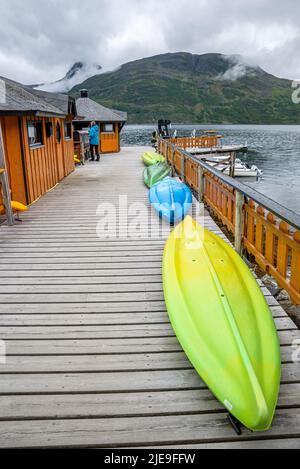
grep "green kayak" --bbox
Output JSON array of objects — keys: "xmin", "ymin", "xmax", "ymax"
[
  {"xmin": 163, "ymin": 217, "xmax": 281, "ymax": 432},
  {"xmin": 144, "ymin": 163, "xmax": 172, "ymax": 189},
  {"xmin": 142, "ymin": 151, "xmax": 165, "ymax": 166}
]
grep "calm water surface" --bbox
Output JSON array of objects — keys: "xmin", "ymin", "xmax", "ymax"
[{"xmin": 121, "ymin": 124, "xmax": 300, "ymax": 215}]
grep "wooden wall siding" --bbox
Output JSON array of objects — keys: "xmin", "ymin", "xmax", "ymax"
[
  {"xmin": 159, "ymin": 136, "xmax": 300, "ymax": 305},
  {"xmin": 21, "ymin": 116, "xmax": 74, "ymax": 205},
  {"xmin": 0, "ymin": 115, "xmax": 75, "ymax": 213},
  {"xmin": 0, "ymin": 116, "xmax": 27, "ymax": 206},
  {"xmin": 170, "ymin": 135, "xmax": 221, "ymax": 149}
]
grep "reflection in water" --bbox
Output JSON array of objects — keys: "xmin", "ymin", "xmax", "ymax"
[{"xmin": 121, "ymin": 124, "xmax": 300, "ymax": 215}]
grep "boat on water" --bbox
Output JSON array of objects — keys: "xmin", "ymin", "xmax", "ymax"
[
  {"xmin": 163, "ymin": 216, "xmax": 281, "ymax": 432},
  {"xmin": 199, "ymin": 154, "xmax": 262, "ymax": 178},
  {"xmin": 142, "ymin": 151, "xmax": 165, "ymax": 166},
  {"xmin": 143, "ymin": 163, "xmax": 172, "ymax": 189},
  {"xmin": 149, "ymin": 177, "xmax": 192, "ymax": 223}
]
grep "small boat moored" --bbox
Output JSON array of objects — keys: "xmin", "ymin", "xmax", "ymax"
[
  {"xmin": 143, "ymin": 163, "xmax": 172, "ymax": 189},
  {"xmin": 142, "ymin": 151, "xmax": 165, "ymax": 166},
  {"xmin": 198, "ymin": 154, "xmax": 263, "ymax": 178},
  {"xmin": 149, "ymin": 177, "xmax": 192, "ymax": 224},
  {"xmin": 163, "ymin": 216, "xmax": 281, "ymax": 432}
]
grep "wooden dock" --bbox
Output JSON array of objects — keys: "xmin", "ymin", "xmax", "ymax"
[{"xmin": 0, "ymin": 146, "xmax": 299, "ymax": 449}]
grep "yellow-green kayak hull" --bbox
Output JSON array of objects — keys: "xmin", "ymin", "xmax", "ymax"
[
  {"xmin": 142, "ymin": 151, "xmax": 165, "ymax": 166},
  {"xmin": 163, "ymin": 217, "xmax": 281, "ymax": 432}
]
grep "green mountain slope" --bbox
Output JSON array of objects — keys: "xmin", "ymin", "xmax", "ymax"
[{"xmin": 70, "ymin": 52, "xmax": 300, "ymax": 124}]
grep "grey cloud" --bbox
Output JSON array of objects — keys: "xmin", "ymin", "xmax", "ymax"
[{"xmin": 0, "ymin": 0, "xmax": 300, "ymax": 84}]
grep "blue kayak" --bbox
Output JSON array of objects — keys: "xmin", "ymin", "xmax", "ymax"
[{"xmin": 149, "ymin": 177, "xmax": 192, "ymax": 223}]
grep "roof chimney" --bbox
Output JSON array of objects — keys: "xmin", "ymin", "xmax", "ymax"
[{"xmin": 80, "ymin": 89, "xmax": 88, "ymax": 98}]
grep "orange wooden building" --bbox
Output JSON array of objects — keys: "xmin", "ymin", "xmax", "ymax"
[
  {"xmin": 0, "ymin": 76, "xmax": 76, "ymax": 207},
  {"xmin": 74, "ymin": 89, "xmax": 127, "ymax": 154}
]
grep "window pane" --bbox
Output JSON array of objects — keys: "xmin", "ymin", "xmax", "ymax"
[
  {"xmin": 56, "ymin": 122, "xmax": 61, "ymax": 143},
  {"xmin": 104, "ymin": 124, "xmax": 114, "ymax": 132},
  {"xmin": 27, "ymin": 121, "xmax": 44, "ymax": 146},
  {"xmin": 64, "ymin": 122, "xmax": 72, "ymax": 139},
  {"xmin": 46, "ymin": 122, "xmax": 53, "ymax": 138}
]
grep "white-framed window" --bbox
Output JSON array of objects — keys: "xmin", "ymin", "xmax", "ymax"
[
  {"xmin": 64, "ymin": 122, "xmax": 72, "ymax": 140},
  {"xmin": 27, "ymin": 121, "xmax": 44, "ymax": 147},
  {"xmin": 104, "ymin": 124, "xmax": 114, "ymax": 133}
]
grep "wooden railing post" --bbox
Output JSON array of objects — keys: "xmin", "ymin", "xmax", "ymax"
[
  {"xmin": 229, "ymin": 152, "xmax": 236, "ymax": 178},
  {"xmin": 0, "ymin": 123, "xmax": 14, "ymax": 226},
  {"xmin": 181, "ymin": 155, "xmax": 185, "ymax": 182},
  {"xmin": 235, "ymin": 190, "xmax": 244, "ymax": 254},
  {"xmin": 198, "ymin": 165, "xmax": 204, "ymax": 202},
  {"xmin": 171, "ymin": 147, "xmax": 175, "ymax": 177}
]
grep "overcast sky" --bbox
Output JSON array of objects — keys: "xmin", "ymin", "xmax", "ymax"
[{"xmin": 1, "ymin": 0, "xmax": 300, "ymax": 84}]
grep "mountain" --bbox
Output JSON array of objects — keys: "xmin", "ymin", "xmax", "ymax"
[
  {"xmin": 70, "ymin": 52, "xmax": 300, "ymax": 124},
  {"xmin": 33, "ymin": 62, "xmax": 102, "ymax": 93}
]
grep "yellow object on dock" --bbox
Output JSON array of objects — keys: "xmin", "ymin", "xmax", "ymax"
[{"xmin": 0, "ymin": 201, "xmax": 28, "ymax": 215}]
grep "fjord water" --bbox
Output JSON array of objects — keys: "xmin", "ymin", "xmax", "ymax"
[{"xmin": 121, "ymin": 125, "xmax": 300, "ymax": 216}]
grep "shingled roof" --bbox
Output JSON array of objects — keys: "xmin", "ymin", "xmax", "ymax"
[
  {"xmin": 0, "ymin": 76, "xmax": 65, "ymax": 116},
  {"xmin": 30, "ymin": 88, "xmax": 77, "ymax": 116},
  {"xmin": 75, "ymin": 96, "xmax": 127, "ymax": 123}
]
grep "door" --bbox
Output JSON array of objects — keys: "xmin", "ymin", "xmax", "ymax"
[{"xmin": 55, "ymin": 120, "xmax": 65, "ymax": 180}]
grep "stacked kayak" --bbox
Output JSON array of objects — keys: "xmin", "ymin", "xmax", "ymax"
[
  {"xmin": 142, "ymin": 151, "xmax": 165, "ymax": 166},
  {"xmin": 163, "ymin": 216, "xmax": 281, "ymax": 432},
  {"xmin": 144, "ymin": 163, "xmax": 172, "ymax": 189},
  {"xmin": 149, "ymin": 177, "xmax": 192, "ymax": 224}
]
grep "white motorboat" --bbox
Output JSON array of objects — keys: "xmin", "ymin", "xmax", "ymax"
[{"xmin": 198, "ymin": 154, "xmax": 263, "ymax": 178}]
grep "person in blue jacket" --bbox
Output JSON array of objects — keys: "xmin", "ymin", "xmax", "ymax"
[{"xmin": 89, "ymin": 121, "xmax": 100, "ymax": 162}]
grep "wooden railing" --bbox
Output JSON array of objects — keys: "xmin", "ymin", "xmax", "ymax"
[
  {"xmin": 169, "ymin": 135, "xmax": 222, "ymax": 149},
  {"xmin": 158, "ymin": 136, "xmax": 300, "ymax": 305}
]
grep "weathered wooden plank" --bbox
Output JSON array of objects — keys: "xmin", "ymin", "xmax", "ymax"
[
  {"xmin": 0, "ymin": 312, "xmax": 170, "ymax": 326},
  {"xmin": 0, "ymin": 268, "xmax": 163, "ymax": 278},
  {"xmin": 0, "ymin": 246, "xmax": 166, "ymax": 254},
  {"xmin": 0, "ymin": 275, "xmax": 163, "ymax": 286},
  {"xmin": 0, "ymin": 318, "xmax": 296, "ymax": 339},
  {"xmin": 0, "ymin": 283, "xmax": 164, "ymax": 294},
  {"xmin": 0, "ymin": 291, "xmax": 164, "ymax": 303},
  {"xmin": 0, "ymin": 364, "xmax": 298, "ymax": 395},
  {"xmin": 0, "ymin": 252, "xmax": 166, "ymax": 260},
  {"xmin": 0, "ymin": 409, "xmax": 299, "ymax": 448},
  {"xmin": 0, "ymin": 323, "xmax": 175, "ymax": 339},
  {"xmin": 0, "ymin": 252, "xmax": 165, "ymax": 261},
  {"xmin": 0, "ymin": 346, "xmax": 295, "ymax": 373},
  {"xmin": 0, "ymin": 283, "xmax": 277, "ymax": 300},
  {"xmin": 0, "ymin": 302, "xmax": 168, "ymax": 314},
  {"xmin": 0, "ymin": 312, "xmax": 290, "ymax": 327},
  {"xmin": 0, "ymin": 384, "xmax": 298, "ymax": 421},
  {"xmin": 1, "ymin": 339, "xmax": 297, "ymax": 359},
  {"xmin": 0, "ymin": 262, "xmax": 164, "ymax": 272},
  {"xmin": 2, "ymin": 337, "xmax": 182, "ymax": 355},
  {"xmin": 0, "ymin": 259, "xmax": 164, "ymax": 269},
  {"xmin": 138, "ymin": 439, "xmax": 300, "ymax": 449}
]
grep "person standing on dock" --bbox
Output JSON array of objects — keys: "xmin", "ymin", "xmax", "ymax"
[{"xmin": 89, "ymin": 121, "xmax": 100, "ymax": 162}]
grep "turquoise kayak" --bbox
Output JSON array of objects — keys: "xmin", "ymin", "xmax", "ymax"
[{"xmin": 149, "ymin": 177, "xmax": 192, "ymax": 223}]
